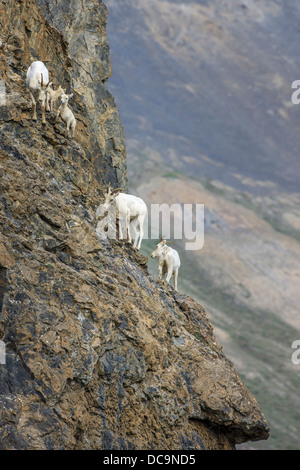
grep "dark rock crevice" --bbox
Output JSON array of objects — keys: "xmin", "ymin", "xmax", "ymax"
[{"xmin": 0, "ymin": 267, "xmax": 7, "ymax": 313}]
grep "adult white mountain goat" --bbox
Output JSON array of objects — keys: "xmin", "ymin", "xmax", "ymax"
[
  {"xmin": 100, "ymin": 186, "xmax": 147, "ymax": 250},
  {"xmin": 26, "ymin": 61, "xmax": 52, "ymax": 124},
  {"xmin": 151, "ymin": 237, "xmax": 180, "ymax": 291}
]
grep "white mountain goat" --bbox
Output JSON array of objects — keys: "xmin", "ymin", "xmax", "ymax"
[
  {"xmin": 100, "ymin": 186, "xmax": 147, "ymax": 250},
  {"xmin": 26, "ymin": 61, "xmax": 52, "ymax": 123},
  {"xmin": 47, "ymin": 84, "xmax": 65, "ymax": 112},
  {"xmin": 151, "ymin": 238, "xmax": 180, "ymax": 291},
  {"xmin": 56, "ymin": 91, "xmax": 76, "ymax": 138}
]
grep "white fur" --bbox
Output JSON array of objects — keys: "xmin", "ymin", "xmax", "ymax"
[
  {"xmin": 56, "ymin": 92, "xmax": 76, "ymax": 138},
  {"xmin": 151, "ymin": 239, "xmax": 180, "ymax": 291},
  {"xmin": 26, "ymin": 61, "xmax": 52, "ymax": 123},
  {"xmin": 47, "ymin": 84, "xmax": 65, "ymax": 112},
  {"xmin": 101, "ymin": 187, "xmax": 147, "ymax": 250}
]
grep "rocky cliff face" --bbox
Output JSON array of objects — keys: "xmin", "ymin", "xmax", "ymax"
[{"xmin": 0, "ymin": 0, "xmax": 269, "ymax": 449}]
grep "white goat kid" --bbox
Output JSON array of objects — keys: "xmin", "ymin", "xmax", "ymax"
[
  {"xmin": 56, "ymin": 92, "xmax": 76, "ymax": 138},
  {"xmin": 102, "ymin": 186, "xmax": 147, "ymax": 250},
  {"xmin": 151, "ymin": 238, "xmax": 180, "ymax": 291},
  {"xmin": 47, "ymin": 84, "xmax": 65, "ymax": 112},
  {"xmin": 26, "ymin": 61, "xmax": 52, "ymax": 124}
]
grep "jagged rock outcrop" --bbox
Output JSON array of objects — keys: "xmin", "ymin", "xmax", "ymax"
[{"xmin": 0, "ymin": 0, "xmax": 269, "ymax": 449}]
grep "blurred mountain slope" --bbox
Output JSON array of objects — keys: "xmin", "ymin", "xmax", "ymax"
[
  {"xmin": 106, "ymin": 0, "xmax": 300, "ymax": 194},
  {"xmin": 105, "ymin": 0, "xmax": 300, "ymax": 449}
]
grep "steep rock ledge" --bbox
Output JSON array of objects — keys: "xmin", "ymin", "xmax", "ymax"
[{"xmin": 0, "ymin": 0, "xmax": 269, "ymax": 449}]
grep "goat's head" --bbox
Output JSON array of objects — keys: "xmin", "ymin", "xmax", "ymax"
[
  {"xmin": 151, "ymin": 237, "xmax": 172, "ymax": 258},
  {"xmin": 38, "ymin": 73, "xmax": 52, "ymax": 104},
  {"xmin": 103, "ymin": 185, "xmax": 124, "ymax": 207},
  {"xmin": 59, "ymin": 91, "xmax": 73, "ymax": 106}
]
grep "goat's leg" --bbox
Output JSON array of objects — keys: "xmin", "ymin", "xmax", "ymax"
[
  {"xmin": 118, "ymin": 219, "xmax": 123, "ymax": 240},
  {"xmin": 126, "ymin": 212, "xmax": 132, "ymax": 243},
  {"xmin": 166, "ymin": 266, "xmax": 173, "ymax": 284},
  {"xmin": 137, "ymin": 216, "xmax": 144, "ymax": 250},
  {"xmin": 118, "ymin": 215, "xmax": 126, "ymax": 240},
  {"xmin": 71, "ymin": 121, "xmax": 76, "ymax": 138},
  {"xmin": 41, "ymin": 103, "xmax": 46, "ymax": 124},
  {"xmin": 174, "ymin": 269, "xmax": 178, "ymax": 291},
  {"xmin": 158, "ymin": 265, "xmax": 163, "ymax": 282},
  {"xmin": 131, "ymin": 220, "xmax": 138, "ymax": 248},
  {"xmin": 29, "ymin": 92, "xmax": 37, "ymax": 120}
]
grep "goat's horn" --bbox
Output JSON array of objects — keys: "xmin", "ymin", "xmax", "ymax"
[
  {"xmin": 111, "ymin": 187, "xmax": 124, "ymax": 195},
  {"xmin": 165, "ymin": 240, "xmax": 173, "ymax": 244},
  {"xmin": 159, "ymin": 236, "xmax": 166, "ymax": 242},
  {"xmin": 41, "ymin": 73, "xmax": 44, "ymax": 86}
]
